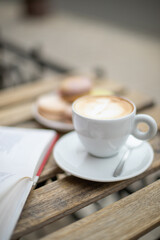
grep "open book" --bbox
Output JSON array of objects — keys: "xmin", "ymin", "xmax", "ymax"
[{"xmin": 0, "ymin": 126, "xmax": 58, "ymax": 240}]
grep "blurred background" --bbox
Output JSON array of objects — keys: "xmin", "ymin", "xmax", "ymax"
[{"xmin": 0, "ymin": 0, "xmax": 160, "ymax": 102}]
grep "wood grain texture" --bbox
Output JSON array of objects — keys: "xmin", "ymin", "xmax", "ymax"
[
  {"xmin": 122, "ymin": 90, "xmax": 154, "ymax": 111},
  {"xmin": 41, "ymin": 180, "xmax": 160, "ymax": 240},
  {"xmin": 0, "ymin": 101, "xmax": 33, "ymax": 126},
  {"xmin": 38, "ymin": 154, "xmax": 63, "ymax": 183},
  {"xmin": 0, "ymin": 78, "xmax": 59, "ymax": 108},
  {"xmin": 16, "ymin": 120, "xmax": 43, "ymax": 129},
  {"xmin": 139, "ymin": 105, "xmax": 160, "ymax": 130},
  {"xmin": 12, "ymin": 141, "xmax": 160, "ymax": 239}
]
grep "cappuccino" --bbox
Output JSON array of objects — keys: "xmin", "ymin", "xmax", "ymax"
[{"xmin": 73, "ymin": 96, "xmax": 134, "ymax": 120}]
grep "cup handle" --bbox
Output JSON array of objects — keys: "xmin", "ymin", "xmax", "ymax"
[{"xmin": 132, "ymin": 114, "xmax": 157, "ymax": 140}]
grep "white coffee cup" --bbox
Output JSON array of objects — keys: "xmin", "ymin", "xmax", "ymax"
[{"xmin": 72, "ymin": 95, "xmax": 157, "ymax": 157}]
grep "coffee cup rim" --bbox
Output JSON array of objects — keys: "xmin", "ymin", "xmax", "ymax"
[{"xmin": 72, "ymin": 95, "xmax": 136, "ymax": 121}]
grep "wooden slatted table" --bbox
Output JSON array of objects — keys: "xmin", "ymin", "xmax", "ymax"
[
  {"xmin": 41, "ymin": 180, "xmax": 160, "ymax": 240},
  {"xmin": 0, "ymin": 78, "xmax": 159, "ymax": 240}
]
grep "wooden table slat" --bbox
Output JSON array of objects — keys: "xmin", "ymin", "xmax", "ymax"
[
  {"xmin": 122, "ymin": 90, "xmax": 154, "ymax": 111},
  {"xmin": 139, "ymin": 105, "xmax": 160, "ymax": 130},
  {"xmin": 41, "ymin": 180, "xmax": 160, "ymax": 240},
  {"xmin": 39, "ymin": 154, "xmax": 63, "ymax": 183},
  {"xmin": 0, "ymin": 78, "xmax": 59, "ymax": 108},
  {"xmin": 15, "ymin": 120, "xmax": 44, "ymax": 129},
  {"xmin": 0, "ymin": 102, "xmax": 33, "ymax": 126},
  {"xmin": 13, "ymin": 140, "xmax": 160, "ymax": 239}
]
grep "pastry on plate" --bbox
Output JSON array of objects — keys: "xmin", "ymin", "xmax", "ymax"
[
  {"xmin": 59, "ymin": 75, "xmax": 92, "ymax": 102},
  {"xmin": 37, "ymin": 94, "xmax": 72, "ymax": 123}
]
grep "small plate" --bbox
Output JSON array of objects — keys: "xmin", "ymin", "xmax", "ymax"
[
  {"xmin": 53, "ymin": 131, "xmax": 154, "ymax": 182},
  {"xmin": 32, "ymin": 94, "xmax": 74, "ymax": 132}
]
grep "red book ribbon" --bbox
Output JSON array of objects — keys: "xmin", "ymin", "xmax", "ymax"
[{"xmin": 36, "ymin": 134, "xmax": 59, "ymax": 177}]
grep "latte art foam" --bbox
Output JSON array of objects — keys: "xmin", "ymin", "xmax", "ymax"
[{"xmin": 74, "ymin": 96, "xmax": 134, "ymax": 119}]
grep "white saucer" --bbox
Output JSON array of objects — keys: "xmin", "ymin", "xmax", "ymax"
[
  {"xmin": 32, "ymin": 96, "xmax": 74, "ymax": 132},
  {"xmin": 53, "ymin": 131, "xmax": 154, "ymax": 182}
]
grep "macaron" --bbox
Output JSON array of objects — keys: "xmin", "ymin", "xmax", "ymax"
[
  {"xmin": 37, "ymin": 94, "xmax": 72, "ymax": 122},
  {"xmin": 59, "ymin": 76, "xmax": 92, "ymax": 102}
]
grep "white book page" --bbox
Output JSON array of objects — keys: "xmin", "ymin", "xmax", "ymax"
[
  {"xmin": 0, "ymin": 172, "xmax": 28, "ymax": 201},
  {"xmin": 0, "ymin": 177, "xmax": 33, "ymax": 240},
  {"xmin": 0, "ymin": 127, "xmax": 56, "ymax": 179}
]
